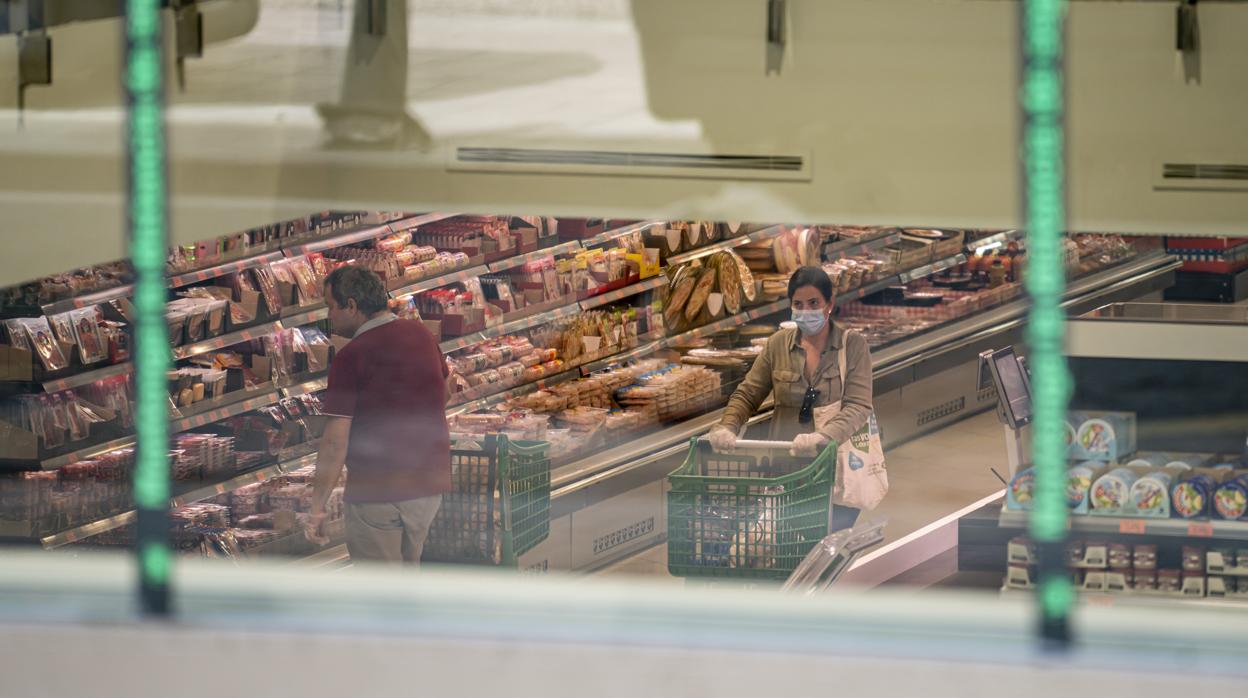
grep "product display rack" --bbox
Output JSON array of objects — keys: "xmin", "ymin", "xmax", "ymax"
[
  {"xmin": 998, "ymin": 510, "xmax": 1248, "ymax": 542},
  {"xmin": 0, "ymin": 215, "xmax": 1172, "ymax": 571},
  {"xmin": 37, "ymin": 449, "xmax": 320, "ymax": 549}
]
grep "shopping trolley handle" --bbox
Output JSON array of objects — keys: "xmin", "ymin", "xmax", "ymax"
[{"xmin": 696, "ymin": 436, "xmax": 795, "ymax": 451}]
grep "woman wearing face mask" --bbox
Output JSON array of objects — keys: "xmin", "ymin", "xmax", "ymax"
[{"xmin": 707, "ymin": 266, "xmax": 874, "ymax": 529}]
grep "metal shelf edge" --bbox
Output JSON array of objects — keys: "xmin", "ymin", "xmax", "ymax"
[
  {"xmin": 578, "ymin": 276, "xmax": 667, "ymax": 311},
  {"xmin": 390, "ymin": 264, "xmax": 491, "ymax": 298},
  {"xmin": 487, "ymin": 240, "xmax": 583, "ymax": 273},
  {"xmin": 667, "ymin": 224, "xmax": 789, "ymax": 265}
]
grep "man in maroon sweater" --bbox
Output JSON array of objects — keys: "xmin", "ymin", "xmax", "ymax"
[{"xmin": 306, "ymin": 266, "xmax": 451, "ymax": 564}]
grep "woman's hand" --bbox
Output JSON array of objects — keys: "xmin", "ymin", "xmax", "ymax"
[
  {"xmin": 790, "ymin": 432, "xmax": 830, "ymax": 457},
  {"xmin": 707, "ymin": 427, "xmax": 738, "ymax": 452}
]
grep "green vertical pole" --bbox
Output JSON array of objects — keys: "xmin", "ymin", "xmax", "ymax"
[
  {"xmin": 1021, "ymin": 0, "xmax": 1074, "ymax": 646},
  {"xmin": 126, "ymin": 0, "xmax": 173, "ymax": 615}
]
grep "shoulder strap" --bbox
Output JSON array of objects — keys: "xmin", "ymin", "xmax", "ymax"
[{"xmin": 838, "ymin": 330, "xmax": 852, "ymax": 401}]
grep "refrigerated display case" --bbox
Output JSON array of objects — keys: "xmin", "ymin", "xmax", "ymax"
[
  {"xmin": 954, "ymin": 303, "xmax": 1248, "ymax": 605},
  {"xmin": 0, "ymin": 212, "xmax": 1175, "ymax": 573}
]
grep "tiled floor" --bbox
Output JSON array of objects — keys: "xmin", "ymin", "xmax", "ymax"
[{"xmin": 596, "ymin": 409, "xmax": 1009, "ymax": 581}]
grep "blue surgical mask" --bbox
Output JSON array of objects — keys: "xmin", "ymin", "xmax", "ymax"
[{"xmin": 792, "ymin": 309, "xmax": 828, "ymax": 335}]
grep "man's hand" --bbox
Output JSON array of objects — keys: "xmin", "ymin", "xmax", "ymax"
[
  {"xmin": 305, "ymin": 509, "xmax": 329, "ymax": 545},
  {"xmin": 791, "ymin": 432, "xmax": 831, "ymax": 457}
]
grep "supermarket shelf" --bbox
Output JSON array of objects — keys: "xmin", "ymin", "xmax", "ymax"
[
  {"xmin": 279, "ymin": 304, "xmax": 329, "ymax": 328},
  {"xmin": 282, "ymin": 375, "xmax": 328, "ymax": 398},
  {"xmin": 391, "ymin": 263, "xmax": 491, "ymax": 298},
  {"xmin": 968, "ymin": 229, "xmax": 1024, "ymax": 254},
  {"xmin": 580, "ymin": 220, "xmax": 667, "ymax": 248},
  {"xmin": 578, "ymin": 275, "xmax": 667, "ymax": 311},
  {"xmin": 173, "ymin": 320, "xmax": 283, "ymax": 360},
  {"xmin": 39, "ymin": 434, "xmax": 141, "ymax": 471},
  {"xmin": 41, "ymin": 362, "xmax": 134, "ymax": 393},
  {"xmin": 170, "ymin": 391, "xmax": 282, "ymax": 433},
  {"xmin": 170, "ymin": 309, "xmax": 326, "ymax": 361},
  {"xmin": 39, "ymin": 451, "xmax": 321, "ymax": 549},
  {"xmin": 167, "ymin": 248, "xmax": 286, "ymax": 288},
  {"xmin": 40, "ymin": 284, "xmax": 135, "ymax": 316},
  {"xmin": 281, "ymin": 221, "xmax": 395, "ymax": 256},
  {"xmin": 384, "ymin": 212, "xmax": 462, "ymax": 236},
  {"xmin": 667, "ymin": 224, "xmax": 788, "ymax": 265},
  {"xmin": 872, "ymin": 250, "xmax": 1177, "ymax": 379},
  {"xmin": 578, "ymin": 339, "xmax": 664, "ymax": 375},
  {"xmin": 440, "ymin": 301, "xmax": 584, "ymax": 354},
  {"xmin": 447, "ymin": 367, "xmax": 582, "ymax": 417},
  {"xmin": 999, "ymin": 510, "xmax": 1248, "ymax": 541},
  {"xmin": 487, "ymin": 240, "xmax": 583, "ymax": 273},
  {"xmin": 664, "ymin": 299, "xmax": 791, "ymax": 348},
  {"xmin": 899, "ymin": 253, "xmax": 968, "ymax": 284},
  {"xmin": 823, "ymin": 230, "xmax": 904, "ymax": 261}
]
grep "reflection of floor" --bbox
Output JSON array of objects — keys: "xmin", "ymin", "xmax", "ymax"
[{"xmin": 596, "ymin": 410, "xmax": 1009, "ymax": 583}]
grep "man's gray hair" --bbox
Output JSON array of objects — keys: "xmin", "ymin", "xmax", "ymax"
[{"xmin": 324, "ymin": 266, "xmax": 389, "ymax": 314}]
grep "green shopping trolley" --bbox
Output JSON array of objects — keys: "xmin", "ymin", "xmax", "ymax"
[
  {"xmin": 667, "ymin": 436, "xmax": 837, "ymax": 580},
  {"xmin": 422, "ymin": 434, "xmax": 551, "ymax": 567}
]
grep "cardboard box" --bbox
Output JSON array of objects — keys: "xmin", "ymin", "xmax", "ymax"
[
  {"xmin": 422, "ymin": 320, "xmax": 442, "ymax": 341},
  {"xmin": 0, "ymin": 345, "xmax": 34, "ymax": 381}
]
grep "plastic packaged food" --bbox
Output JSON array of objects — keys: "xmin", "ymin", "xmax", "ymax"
[
  {"xmin": 1172, "ymin": 473, "xmax": 1217, "ymax": 519},
  {"xmin": 1065, "ymin": 462, "xmax": 1104, "ymax": 510},
  {"xmin": 1129, "ymin": 470, "xmax": 1174, "ymax": 515},
  {"xmin": 1133, "ymin": 544, "xmax": 1158, "ymax": 571},
  {"xmin": 70, "ymin": 308, "xmax": 109, "ymax": 365},
  {"xmin": 1214, "ymin": 474, "xmax": 1248, "ymax": 520},
  {"xmin": 19, "ymin": 317, "xmax": 70, "ymax": 371},
  {"xmin": 1090, "ymin": 468, "xmax": 1140, "ymax": 512}
]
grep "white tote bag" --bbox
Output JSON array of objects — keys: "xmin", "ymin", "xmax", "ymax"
[{"xmin": 814, "ymin": 332, "xmax": 889, "ymax": 510}]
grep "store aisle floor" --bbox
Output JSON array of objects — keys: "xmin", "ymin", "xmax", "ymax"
[{"xmin": 595, "ymin": 410, "xmax": 1009, "ymax": 582}]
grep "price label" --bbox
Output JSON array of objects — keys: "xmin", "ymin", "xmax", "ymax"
[
  {"xmin": 1118, "ymin": 519, "xmax": 1146, "ymax": 535},
  {"xmin": 1187, "ymin": 522, "xmax": 1214, "ymax": 538}
]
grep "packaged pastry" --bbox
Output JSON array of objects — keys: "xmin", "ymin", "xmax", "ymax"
[
  {"xmin": 70, "ymin": 308, "xmax": 109, "ymax": 365},
  {"xmin": 19, "ymin": 317, "xmax": 70, "ymax": 371},
  {"xmin": 1172, "ymin": 472, "xmax": 1217, "ymax": 519}
]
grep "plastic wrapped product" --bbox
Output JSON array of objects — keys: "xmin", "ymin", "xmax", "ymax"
[
  {"xmin": 1129, "ymin": 471, "xmax": 1174, "ymax": 515},
  {"xmin": 19, "ymin": 318, "xmax": 70, "ymax": 371},
  {"xmin": 1172, "ymin": 473, "xmax": 1217, "ymax": 519},
  {"xmin": 1090, "ymin": 468, "xmax": 1140, "ymax": 512},
  {"xmin": 70, "ymin": 308, "xmax": 109, "ymax": 365},
  {"xmin": 1065, "ymin": 462, "xmax": 1105, "ymax": 511},
  {"xmin": 1006, "ymin": 467, "xmax": 1035, "ymax": 511},
  {"xmin": 1214, "ymin": 474, "xmax": 1248, "ymax": 520},
  {"xmin": 1071, "ymin": 412, "xmax": 1137, "ymax": 462},
  {"xmin": 1125, "ymin": 453, "xmax": 1170, "ymax": 469}
]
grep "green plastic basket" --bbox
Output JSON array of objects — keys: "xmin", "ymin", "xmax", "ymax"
[
  {"xmin": 423, "ymin": 435, "xmax": 551, "ymax": 567},
  {"xmin": 666, "ymin": 438, "xmax": 836, "ymax": 580}
]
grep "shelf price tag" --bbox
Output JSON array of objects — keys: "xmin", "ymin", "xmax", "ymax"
[
  {"xmin": 1187, "ymin": 522, "xmax": 1214, "ymax": 538},
  {"xmin": 1118, "ymin": 519, "xmax": 1146, "ymax": 535}
]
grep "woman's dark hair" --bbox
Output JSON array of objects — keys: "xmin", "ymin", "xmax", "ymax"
[
  {"xmin": 787, "ymin": 266, "xmax": 834, "ymax": 302},
  {"xmin": 324, "ymin": 266, "xmax": 389, "ymax": 314}
]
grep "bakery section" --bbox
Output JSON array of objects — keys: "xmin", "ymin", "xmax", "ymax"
[{"xmin": 0, "ymin": 213, "xmax": 1176, "ymax": 575}]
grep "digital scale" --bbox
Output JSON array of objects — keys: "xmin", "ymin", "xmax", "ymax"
[{"xmin": 980, "ymin": 345, "xmax": 1034, "ymax": 478}]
